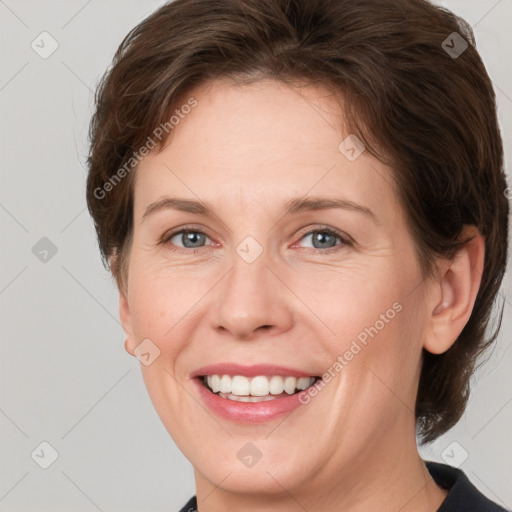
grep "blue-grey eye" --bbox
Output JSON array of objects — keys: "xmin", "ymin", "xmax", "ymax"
[
  {"xmin": 169, "ymin": 230, "xmax": 209, "ymax": 248},
  {"xmin": 301, "ymin": 230, "xmax": 341, "ymax": 249}
]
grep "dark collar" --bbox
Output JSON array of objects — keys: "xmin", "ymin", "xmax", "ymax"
[{"xmin": 425, "ymin": 460, "xmax": 508, "ymax": 511}]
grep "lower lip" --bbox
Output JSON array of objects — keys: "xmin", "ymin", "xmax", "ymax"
[{"xmin": 192, "ymin": 378, "xmax": 311, "ymax": 423}]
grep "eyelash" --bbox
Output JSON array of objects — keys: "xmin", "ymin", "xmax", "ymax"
[{"xmin": 160, "ymin": 225, "xmax": 352, "ymax": 255}]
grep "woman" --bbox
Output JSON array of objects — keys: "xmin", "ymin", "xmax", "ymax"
[{"xmin": 86, "ymin": 0, "xmax": 510, "ymax": 510}]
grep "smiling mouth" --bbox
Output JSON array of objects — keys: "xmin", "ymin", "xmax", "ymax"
[{"xmin": 199, "ymin": 374, "xmax": 322, "ymax": 402}]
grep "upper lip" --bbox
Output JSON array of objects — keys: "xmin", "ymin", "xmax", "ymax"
[{"xmin": 189, "ymin": 363, "xmax": 320, "ymax": 379}]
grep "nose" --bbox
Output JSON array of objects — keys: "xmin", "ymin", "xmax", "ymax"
[{"xmin": 210, "ymin": 249, "xmax": 294, "ymax": 341}]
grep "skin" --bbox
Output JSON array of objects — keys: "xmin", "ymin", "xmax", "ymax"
[{"xmin": 118, "ymin": 78, "xmax": 485, "ymax": 512}]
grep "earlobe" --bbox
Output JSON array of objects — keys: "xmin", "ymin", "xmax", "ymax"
[
  {"xmin": 423, "ymin": 225, "xmax": 485, "ymax": 355},
  {"xmin": 124, "ymin": 337, "xmax": 136, "ymax": 356}
]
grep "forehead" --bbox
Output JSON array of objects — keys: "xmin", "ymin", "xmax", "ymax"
[{"xmin": 133, "ymin": 78, "xmax": 399, "ymax": 224}]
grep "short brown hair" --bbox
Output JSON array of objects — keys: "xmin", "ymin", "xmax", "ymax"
[{"xmin": 86, "ymin": 0, "xmax": 509, "ymax": 444}]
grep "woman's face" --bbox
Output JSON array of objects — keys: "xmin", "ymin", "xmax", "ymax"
[{"xmin": 120, "ymin": 78, "xmax": 436, "ymax": 498}]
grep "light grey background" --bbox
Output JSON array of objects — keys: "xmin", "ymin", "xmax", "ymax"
[{"xmin": 0, "ymin": 1, "xmax": 510, "ymax": 511}]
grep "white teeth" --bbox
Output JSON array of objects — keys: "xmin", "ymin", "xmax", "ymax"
[
  {"xmin": 203, "ymin": 374, "xmax": 317, "ymax": 397},
  {"xmin": 219, "ymin": 375, "xmax": 231, "ymax": 393},
  {"xmin": 297, "ymin": 377, "xmax": 312, "ymax": 390},
  {"xmin": 218, "ymin": 392, "xmax": 277, "ymax": 402},
  {"xmin": 232, "ymin": 376, "xmax": 251, "ymax": 395},
  {"xmin": 269, "ymin": 375, "xmax": 284, "ymax": 394},
  {"xmin": 211, "ymin": 375, "xmax": 221, "ymax": 393},
  {"xmin": 251, "ymin": 376, "xmax": 270, "ymax": 396},
  {"xmin": 283, "ymin": 376, "xmax": 297, "ymax": 394}
]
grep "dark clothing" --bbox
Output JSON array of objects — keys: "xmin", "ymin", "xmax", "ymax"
[
  {"xmin": 178, "ymin": 461, "xmax": 510, "ymax": 511},
  {"xmin": 426, "ymin": 461, "xmax": 509, "ymax": 511}
]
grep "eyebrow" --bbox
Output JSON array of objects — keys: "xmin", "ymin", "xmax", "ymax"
[
  {"xmin": 142, "ymin": 196, "xmax": 378, "ymax": 224},
  {"xmin": 284, "ymin": 197, "xmax": 377, "ymax": 223}
]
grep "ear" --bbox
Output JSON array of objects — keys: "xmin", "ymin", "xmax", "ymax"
[
  {"xmin": 110, "ymin": 253, "xmax": 136, "ymax": 357},
  {"xmin": 119, "ymin": 288, "xmax": 137, "ymax": 356},
  {"xmin": 423, "ymin": 225, "xmax": 485, "ymax": 355}
]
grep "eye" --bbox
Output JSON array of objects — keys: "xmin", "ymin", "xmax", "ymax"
[
  {"xmin": 294, "ymin": 227, "xmax": 350, "ymax": 253},
  {"xmin": 163, "ymin": 228, "xmax": 213, "ymax": 252},
  {"xmin": 161, "ymin": 225, "xmax": 351, "ymax": 254}
]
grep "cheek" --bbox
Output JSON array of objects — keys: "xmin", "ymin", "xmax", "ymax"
[
  {"xmin": 128, "ymin": 263, "xmax": 204, "ymax": 336},
  {"xmin": 303, "ymin": 264, "xmax": 401, "ymax": 335},
  {"xmin": 311, "ymin": 266, "xmax": 419, "ymax": 381},
  {"xmin": 342, "ymin": 294, "xmax": 422, "ymax": 402}
]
